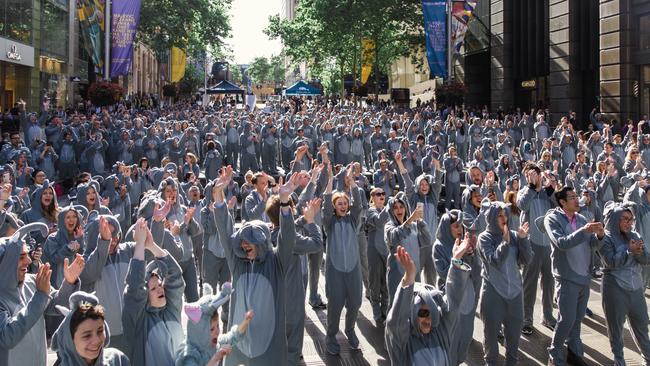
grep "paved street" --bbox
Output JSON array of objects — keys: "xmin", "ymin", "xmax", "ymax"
[{"xmin": 47, "ymin": 272, "xmax": 648, "ymax": 365}]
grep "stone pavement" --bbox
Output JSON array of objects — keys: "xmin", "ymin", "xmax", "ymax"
[{"xmin": 48, "ymin": 275, "xmax": 648, "ymax": 366}]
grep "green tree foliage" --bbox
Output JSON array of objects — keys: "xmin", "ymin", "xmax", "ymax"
[
  {"xmin": 246, "ymin": 55, "xmax": 286, "ymax": 85},
  {"xmin": 139, "ymin": 0, "xmax": 232, "ymax": 59},
  {"xmin": 178, "ymin": 62, "xmax": 205, "ymax": 95},
  {"xmin": 265, "ymin": 0, "xmax": 425, "ymax": 96},
  {"xmin": 246, "ymin": 56, "xmax": 271, "ymax": 84}
]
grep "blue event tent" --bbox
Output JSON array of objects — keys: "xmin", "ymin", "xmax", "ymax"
[{"xmin": 283, "ymin": 80, "xmax": 322, "ymax": 96}]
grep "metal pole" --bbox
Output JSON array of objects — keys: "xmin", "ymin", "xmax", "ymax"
[
  {"xmin": 105, "ymin": 0, "xmax": 111, "ymax": 80},
  {"xmin": 447, "ymin": 0, "xmax": 452, "ymax": 81},
  {"xmin": 203, "ymin": 56, "xmax": 208, "ymax": 106}
]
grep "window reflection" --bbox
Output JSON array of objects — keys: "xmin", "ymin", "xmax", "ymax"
[
  {"xmin": 642, "ymin": 14, "xmax": 650, "ymax": 51},
  {"xmin": 41, "ymin": 0, "xmax": 68, "ymax": 59},
  {"xmin": 5, "ymin": 0, "xmax": 32, "ymax": 43}
]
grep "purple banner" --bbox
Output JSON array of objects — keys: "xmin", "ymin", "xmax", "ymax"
[{"xmin": 110, "ymin": 0, "xmax": 141, "ymax": 78}]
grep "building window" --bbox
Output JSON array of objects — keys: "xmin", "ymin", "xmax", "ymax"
[
  {"xmin": 41, "ymin": 0, "xmax": 68, "ymax": 60},
  {"xmin": 4, "ymin": 0, "xmax": 33, "ymax": 43},
  {"xmin": 641, "ymin": 14, "xmax": 650, "ymax": 51}
]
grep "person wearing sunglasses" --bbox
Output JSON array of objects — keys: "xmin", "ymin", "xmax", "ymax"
[
  {"xmin": 385, "ymin": 238, "xmax": 472, "ymax": 365},
  {"xmin": 433, "ymin": 210, "xmax": 481, "ymax": 365}
]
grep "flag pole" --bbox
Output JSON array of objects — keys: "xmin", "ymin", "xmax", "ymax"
[
  {"xmin": 447, "ymin": 0, "xmax": 452, "ymax": 81},
  {"xmin": 105, "ymin": 0, "xmax": 111, "ymax": 80}
]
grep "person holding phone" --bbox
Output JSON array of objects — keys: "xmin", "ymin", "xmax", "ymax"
[{"xmin": 433, "ymin": 210, "xmax": 481, "ymax": 365}]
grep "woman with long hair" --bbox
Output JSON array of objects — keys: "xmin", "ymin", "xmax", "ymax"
[{"xmin": 20, "ymin": 182, "xmax": 60, "ymax": 244}]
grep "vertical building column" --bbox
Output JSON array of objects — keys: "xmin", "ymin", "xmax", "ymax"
[
  {"xmin": 67, "ymin": 0, "xmax": 76, "ymax": 105},
  {"xmin": 490, "ymin": 0, "xmax": 514, "ymax": 111},
  {"xmin": 599, "ymin": 0, "xmax": 634, "ymax": 122},
  {"xmin": 548, "ymin": 0, "xmax": 575, "ymax": 122}
]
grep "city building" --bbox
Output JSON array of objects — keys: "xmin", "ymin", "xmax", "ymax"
[
  {"xmin": 127, "ymin": 42, "xmax": 162, "ymax": 96},
  {"xmin": 281, "ymin": 0, "xmax": 307, "ymax": 85},
  {"xmin": 482, "ymin": 0, "xmax": 647, "ymax": 124}
]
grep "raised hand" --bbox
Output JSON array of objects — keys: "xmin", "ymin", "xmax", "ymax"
[
  {"xmin": 68, "ymin": 240, "xmax": 81, "ymax": 252},
  {"xmin": 279, "ymin": 173, "xmax": 299, "ymax": 202},
  {"xmin": 395, "ymin": 246, "xmax": 417, "ymax": 286},
  {"xmin": 517, "ymin": 222, "xmax": 529, "ymax": 239},
  {"xmin": 133, "ymin": 217, "xmax": 147, "ymax": 245},
  {"xmin": 184, "ymin": 207, "xmax": 196, "ymax": 225},
  {"xmin": 74, "ymin": 226, "xmax": 84, "ymax": 239},
  {"xmin": 101, "ymin": 197, "xmax": 110, "ymax": 207},
  {"xmin": 453, "ymin": 232, "xmax": 472, "ymax": 260},
  {"xmin": 153, "ymin": 199, "xmax": 172, "ymax": 222},
  {"xmin": 63, "ymin": 254, "xmax": 85, "ymax": 284},
  {"xmin": 238, "ymin": 310, "xmax": 255, "ymax": 334},
  {"xmin": 0, "ymin": 184, "xmax": 10, "ymax": 201},
  {"xmin": 36, "ymin": 263, "xmax": 52, "ymax": 294},
  {"xmin": 99, "ymin": 216, "xmax": 112, "ymax": 241},
  {"xmin": 302, "ymin": 198, "xmax": 322, "ymax": 224}
]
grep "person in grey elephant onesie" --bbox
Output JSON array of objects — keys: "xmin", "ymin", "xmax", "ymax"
[
  {"xmin": 320, "ymin": 163, "xmax": 365, "ymax": 355},
  {"xmin": 395, "ymin": 150, "xmax": 442, "ymax": 287},
  {"xmin": 433, "ymin": 209, "xmax": 482, "ymax": 365},
  {"xmin": 541, "ymin": 186, "xmax": 605, "ymax": 366},
  {"xmin": 0, "ymin": 223, "xmax": 83, "ymax": 366},
  {"xmin": 600, "ymin": 202, "xmax": 650, "ymax": 366},
  {"xmin": 477, "ymin": 201, "xmax": 532, "ymax": 366},
  {"xmin": 121, "ymin": 218, "xmax": 186, "ymax": 366},
  {"xmin": 517, "ymin": 163, "xmax": 557, "ymax": 335},
  {"xmin": 212, "ymin": 166, "xmax": 298, "ymax": 366},
  {"xmin": 385, "ymin": 240, "xmax": 472, "ymax": 366}
]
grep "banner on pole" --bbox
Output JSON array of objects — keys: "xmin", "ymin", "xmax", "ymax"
[
  {"xmin": 110, "ymin": 0, "xmax": 141, "ymax": 78},
  {"xmin": 422, "ymin": 0, "xmax": 448, "ymax": 79},
  {"xmin": 451, "ymin": 0, "xmax": 477, "ymax": 55},
  {"xmin": 77, "ymin": 0, "xmax": 105, "ymax": 75},
  {"xmin": 361, "ymin": 39, "xmax": 375, "ymax": 85},
  {"xmin": 170, "ymin": 47, "xmax": 187, "ymax": 82}
]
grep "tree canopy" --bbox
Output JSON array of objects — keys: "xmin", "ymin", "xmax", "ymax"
[
  {"xmin": 246, "ymin": 55, "xmax": 286, "ymax": 85},
  {"xmin": 138, "ymin": 0, "xmax": 232, "ymax": 60},
  {"xmin": 265, "ymin": 0, "xmax": 425, "ymax": 96}
]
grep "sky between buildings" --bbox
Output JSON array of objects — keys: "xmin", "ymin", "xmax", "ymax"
[{"xmin": 228, "ymin": 0, "xmax": 283, "ymax": 64}]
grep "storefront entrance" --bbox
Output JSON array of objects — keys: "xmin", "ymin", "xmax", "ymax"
[{"xmin": 0, "ymin": 61, "xmax": 31, "ymax": 112}]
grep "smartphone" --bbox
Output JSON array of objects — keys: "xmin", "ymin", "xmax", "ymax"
[
  {"xmin": 2, "ymin": 173, "xmax": 9, "ymax": 183},
  {"xmin": 416, "ymin": 202, "xmax": 424, "ymax": 211}
]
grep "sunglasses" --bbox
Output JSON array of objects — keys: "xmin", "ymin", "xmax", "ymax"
[
  {"xmin": 417, "ymin": 308, "xmax": 430, "ymax": 318},
  {"xmin": 373, "ymin": 192, "xmax": 386, "ymax": 196}
]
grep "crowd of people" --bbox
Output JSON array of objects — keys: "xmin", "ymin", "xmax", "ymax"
[{"xmin": 0, "ymin": 95, "xmax": 649, "ymax": 366}]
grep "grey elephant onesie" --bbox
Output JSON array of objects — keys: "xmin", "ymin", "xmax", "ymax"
[
  {"xmin": 385, "ymin": 264, "xmax": 470, "ymax": 365},
  {"xmin": 384, "ymin": 192, "xmax": 433, "ymax": 306},
  {"xmin": 78, "ymin": 214, "xmax": 133, "ymax": 352},
  {"xmin": 121, "ymin": 252, "xmax": 186, "ymax": 366},
  {"xmin": 213, "ymin": 201, "xmax": 296, "ymax": 366},
  {"xmin": 0, "ymin": 223, "xmax": 79, "ymax": 366},
  {"xmin": 477, "ymin": 202, "xmax": 533, "ymax": 366},
  {"xmin": 433, "ymin": 210, "xmax": 482, "ymax": 365},
  {"xmin": 321, "ymin": 188, "xmax": 364, "ymax": 353},
  {"xmin": 600, "ymin": 202, "xmax": 650, "ymax": 365}
]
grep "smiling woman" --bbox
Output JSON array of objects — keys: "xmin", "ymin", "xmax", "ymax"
[{"xmin": 51, "ymin": 292, "xmax": 130, "ymax": 366}]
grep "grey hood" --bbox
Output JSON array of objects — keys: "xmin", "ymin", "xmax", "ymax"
[
  {"xmin": 51, "ymin": 291, "xmax": 112, "ymax": 366},
  {"xmin": 0, "ymin": 223, "xmax": 49, "ymax": 312},
  {"xmin": 231, "ymin": 220, "xmax": 272, "ymax": 262},
  {"xmin": 387, "ymin": 192, "xmax": 411, "ymax": 225},
  {"xmin": 483, "ymin": 201, "xmax": 507, "ymax": 235},
  {"xmin": 410, "ymin": 283, "xmax": 443, "ymax": 337},
  {"xmin": 436, "ymin": 209, "xmax": 461, "ymax": 244}
]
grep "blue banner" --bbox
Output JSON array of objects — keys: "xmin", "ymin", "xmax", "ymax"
[
  {"xmin": 110, "ymin": 0, "xmax": 141, "ymax": 78},
  {"xmin": 422, "ymin": 0, "xmax": 448, "ymax": 79}
]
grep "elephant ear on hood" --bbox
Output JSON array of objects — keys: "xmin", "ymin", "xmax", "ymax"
[{"xmin": 51, "ymin": 291, "xmax": 112, "ymax": 366}]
